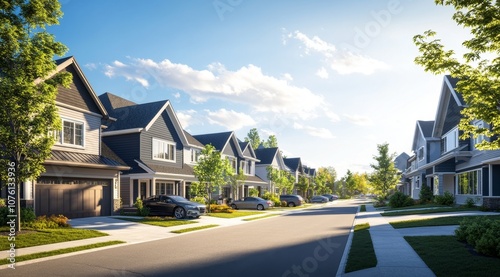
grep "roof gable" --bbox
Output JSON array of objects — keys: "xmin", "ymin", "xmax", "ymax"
[
  {"xmin": 411, "ymin": 120, "xmax": 435, "ymax": 151},
  {"xmin": 192, "ymin": 131, "xmax": 245, "ymax": 157},
  {"xmin": 284, "ymin": 157, "xmax": 302, "ymax": 172},
  {"xmin": 433, "ymin": 75, "xmax": 465, "ymax": 137}
]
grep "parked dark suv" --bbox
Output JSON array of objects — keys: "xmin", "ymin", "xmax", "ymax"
[{"xmin": 279, "ymin": 194, "xmax": 304, "ymax": 207}]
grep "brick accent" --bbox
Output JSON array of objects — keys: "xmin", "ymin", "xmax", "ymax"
[{"xmin": 483, "ymin": 197, "xmax": 500, "ymax": 210}]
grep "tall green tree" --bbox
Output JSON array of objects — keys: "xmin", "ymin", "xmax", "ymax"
[
  {"xmin": 193, "ymin": 144, "xmax": 233, "ymax": 212},
  {"xmin": 414, "ymin": 0, "xmax": 500, "ymax": 149},
  {"xmin": 263, "ymin": 135, "xmax": 278, "ymax": 148},
  {"xmin": 245, "ymin": 128, "xmax": 262, "ymax": 150},
  {"xmin": 296, "ymin": 175, "xmax": 310, "ymax": 198},
  {"xmin": 267, "ymin": 166, "xmax": 295, "ymax": 195},
  {"xmin": 369, "ymin": 143, "xmax": 400, "ymax": 199},
  {"xmin": 0, "ymin": 0, "xmax": 71, "ymax": 232}
]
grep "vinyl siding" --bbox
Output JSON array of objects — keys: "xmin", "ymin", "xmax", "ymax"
[
  {"xmin": 223, "ymin": 139, "xmax": 239, "ymax": 157},
  {"xmin": 120, "ymin": 176, "xmax": 131, "ymax": 206},
  {"xmin": 52, "ymin": 106, "xmax": 101, "ymax": 155},
  {"xmin": 103, "ymin": 133, "xmax": 141, "ymax": 173},
  {"xmin": 442, "ymin": 94, "xmax": 462, "ymax": 135},
  {"xmin": 56, "ymin": 66, "xmax": 101, "ymax": 114},
  {"xmin": 140, "ymin": 112, "xmax": 183, "ymax": 168},
  {"xmin": 456, "ymin": 149, "xmax": 500, "ymax": 172}
]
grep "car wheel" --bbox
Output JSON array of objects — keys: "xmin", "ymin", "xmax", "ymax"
[
  {"xmin": 288, "ymin": 202, "xmax": 295, "ymax": 207},
  {"xmin": 231, "ymin": 204, "xmax": 237, "ymax": 209},
  {"xmin": 174, "ymin": 207, "xmax": 186, "ymax": 219},
  {"xmin": 257, "ymin": 204, "xmax": 264, "ymax": 210}
]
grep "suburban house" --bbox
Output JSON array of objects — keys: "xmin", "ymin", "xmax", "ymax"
[
  {"xmin": 22, "ymin": 57, "xmax": 130, "ymax": 218},
  {"xmin": 98, "ymin": 92, "xmax": 204, "ymax": 207},
  {"xmin": 254, "ymin": 147, "xmax": 289, "ymax": 194},
  {"xmin": 403, "ymin": 75, "xmax": 500, "ymax": 208},
  {"xmin": 394, "ymin": 152, "xmax": 410, "ymax": 195},
  {"xmin": 192, "ymin": 131, "xmax": 266, "ymax": 200},
  {"xmin": 284, "ymin": 157, "xmax": 304, "ymax": 185}
]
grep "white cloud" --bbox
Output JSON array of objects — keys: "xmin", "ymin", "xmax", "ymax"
[
  {"xmin": 288, "ymin": 30, "xmax": 389, "ymax": 75},
  {"xmin": 85, "ymin": 63, "xmax": 97, "ymax": 70},
  {"xmin": 325, "ymin": 110, "xmax": 341, "ymax": 123},
  {"xmin": 293, "ymin": 123, "xmax": 335, "ymax": 139},
  {"xmin": 206, "ymin": 109, "xmax": 256, "ymax": 130},
  {"xmin": 176, "ymin": 109, "xmax": 198, "ymax": 129},
  {"xmin": 316, "ymin": 67, "xmax": 329, "ymax": 79},
  {"xmin": 343, "ymin": 114, "xmax": 373, "ymax": 126},
  {"xmin": 104, "ymin": 58, "xmax": 325, "ymax": 119},
  {"xmin": 173, "ymin": 92, "xmax": 181, "ymax": 99}
]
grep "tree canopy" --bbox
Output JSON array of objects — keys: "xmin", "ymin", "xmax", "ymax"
[
  {"xmin": 0, "ymin": 0, "xmax": 71, "ymax": 231},
  {"xmin": 414, "ymin": 0, "xmax": 500, "ymax": 149},
  {"xmin": 368, "ymin": 143, "xmax": 400, "ymax": 198},
  {"xmin": 245, "ymin": 128, "xmax": 262, "ymax": 150}
]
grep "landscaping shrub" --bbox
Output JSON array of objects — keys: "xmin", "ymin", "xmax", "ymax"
[
  {"xmin": 0, "ymin": 206, "xmax": 36, "ymax": 225},
  {"xmin": 24, "ymin": 214, "xmax": 70, "ymax": 229},
  {"xmin": 434, "ymin": 191, "xmax": 455, "ymax": 206},
  {"xmin": 388, "ymin": 191, "xmax": 414, "ymax": 208},
  {"xmin": 463, "ymin": 197, "xmax": 476, "ymax": 208},
  {"xmin": 190, "ymin": 196, "xmax": 207, "ymax": 205},
  {"xmin": 419, "ymin": 184, "xmax": 433, "ymax": 204},
  {"xmin": 210, "ymin": 204, "xmax": 233, "ymax": 213},
  {"xmin": 373, "ymin": 196, "xmax": 387, "ymax": 208},
  {"xmin": 134, "ymin": 198, "xmax": 150, "ymax": 216},
  {"xmin": 249, "ymin": 188, "xmax": 259, "ymax": 197},
  {"xmin": 281, "ymin": 201, "xmax": 288, "ymax": 207},
  {"xmin": 455, "ymin": 217, "xmax": 500, "ymax": 257},
  {"xmin": 262, "ymin": 192, "xmax": 280, "ymax": 207}
]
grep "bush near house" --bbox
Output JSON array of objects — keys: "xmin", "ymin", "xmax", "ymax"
[
  {"xmin": 209, "ymin": 204, "xmax": 233, "ymax": 213},
  {"xmin": 134, "ymin": 198, "xmax": 150, "ymax": 216},
  {"xmin": 419, "ymin": 184, "xmax": 434, "ymax": 204},
  {"xmin": 25, "ymin": 215, "xmax": 69, "ymax": 229},
  {"xmin": 0, "ymin": 206, "xmax": 36, "ymax": 226},
  {"xmin": 434, "ymin": 191, "xmax": 455, "ymax": 206},
  {"xmin": 388, "ymin": 191, "xmax": 414, "ymax": 208},
  {"xmin": 455, "ymin": 217, "xmax": 500, "ymax": 257},
  {"xmin": 190, "ymin": 196, "xmax": 207, "ymax": 205},
  {"xmin": 262, "ymin": 192, "xmax": 280, "ymax": 207}
]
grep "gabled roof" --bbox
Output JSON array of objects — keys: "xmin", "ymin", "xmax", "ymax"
[
  {"xmin": 98, "ymin": 92, "xmax": 198, "ymax": 148},
  {"xmin": 238, "ymin": 140, "xmax": 259, "ymax": 161},
  {"xmin": 411, "ymin": 120, "xmax": 436, "ymax": 150},
  {"xmin": 192, "ymin": 131, "xmax": 244, "ymax": 157},
  {"xmin": 50, "ymin": 56, "xmax": 109, "ymax": 118},
  {"xmin": 432, "ymin": 75, "xmax": 465, "ymax": 137},
  {"xmin": 184, "ymin": 131, "xmax": 205, "ymax": 148},
  {"xmin": 284, "ymin": 157, "xmax": 302, "ymax": 172},
  {"xmin": 254, "ymin": 147, "xmax": 279, "ymax": 164}
]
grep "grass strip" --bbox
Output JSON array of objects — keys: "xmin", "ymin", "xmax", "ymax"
[
  {"xmin": 207, "ymin": 211, "xmax": 264, "ymax": 218},
  {"xmin": 405, "ymin": 236, "xmax": 500, "ymax": 277},
  {"xmin": 0, "ymin": 241, "xmax": 125, "ymax": 266},
  {"xmin": 390, "ymin": 215, "xmax": 500, "ymax": 229},
  {"xmin": 345, "ymin": 223, "xmax": 377, "ymax": 273},
  {"xmin": 382, "ymin": 207, "xmax": 480, "ymax": 216},
  {"xmin": 359, "ymin": 205, "xmax": 366, "ymax": 212},
  {"xmin": 243, "ymin": 214, "xmax": 280, "ymax": 221},
  {"xmin": 115, "ymin": 217, "xmax": 195, "ymax": 227},
  {"xmin": 0, "ymin": 228, "xmax": 107, "ymax": 250},
  {"xmin": 171, "ymin": 224, "xmax": 218, "ymax": 234}
]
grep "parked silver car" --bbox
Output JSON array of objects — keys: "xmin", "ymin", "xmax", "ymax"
[
  {"xmin": 311, "ymin": 195, "xmax": 329, "ymax": 203},
  {"xmin": 230, "ymin": 197, "xmax": 273, "ymax": 210}
]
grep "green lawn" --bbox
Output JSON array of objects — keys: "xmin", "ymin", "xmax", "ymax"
[
  {"xmin": 390, "ymin": 215, "xmax": 500, "ymax": 229},
  {"xmin": 0, "ymin": 241, "xmax": 125, "ymax": 266},
  {"xmin": 171, "ymin": 224, "xmax": 219, "ymax": 234},
  {"xmin": 345, "ymin": 223, "xmax": 377, "ymax": 273},
  {"xmin": 406, "ymin": 236, "xmax": 500, "ymax": 277},
  {"xmin": 207, "ymin": 211, "xmax": 264, "ymax": 218},
  {"xmin": 382, "ymin": 207, "xmax": 481, "ymax": 217},
  {"xmin": 115, "ymin": 217, "xmax": 195, "ymax": 227},
  {"xmin": 0, "ymin": 228, "xmax": 108, "ymax": 250}
]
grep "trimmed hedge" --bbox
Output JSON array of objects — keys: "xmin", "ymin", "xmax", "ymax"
[{"xmin": 455, "ymin": 217, "xmax": 500, "ymax": 257}]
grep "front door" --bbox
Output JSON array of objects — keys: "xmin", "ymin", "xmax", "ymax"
[{"xmin": 139, "ymin": 181, "xmax": 147, "ymax": 200}]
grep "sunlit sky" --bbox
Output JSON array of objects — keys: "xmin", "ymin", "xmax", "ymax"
[{"xmin": 50, "ymin": 0, "xmax": 470, "ymax": 177}]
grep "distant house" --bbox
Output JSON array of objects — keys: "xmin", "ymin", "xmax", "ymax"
[
  {"xmin": 394, "ymin": 152, "xmax": 410, "ymax": 195},
  {"xmin": 99, "ymin": 92, "xmax": 203, "ymax": 207},
  {"xmin": 254, "ymin": 147, "xmax": 289, "ymax": 193},
  {"xmin": 284, "ymin": 157, "xmax": 304, "ymax": 194},
  {"xmin": 23, "ymin": 57, "xmax": 129, "ymax": 218},
  {"xmin": 192, "ymin": 131, "xmax": 266, "ymax": 200},
  {"xmin": 404, "ymin": 75, "xmax": 500, "ymax": 208}
]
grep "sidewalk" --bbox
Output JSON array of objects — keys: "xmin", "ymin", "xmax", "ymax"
[{"xmin": 337, "ymin": 204, "xmax": 500, "ymax": 277}]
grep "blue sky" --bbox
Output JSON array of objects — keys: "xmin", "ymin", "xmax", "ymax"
[{"xmin": 50, "ymin": 0, "xmax": 469, "ymax": 177}]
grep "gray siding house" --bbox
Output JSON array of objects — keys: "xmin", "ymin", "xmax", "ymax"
[
  {"xmin": 254, "ymin": 147, "xmax": 289, "ymax": 194},
  {"xmin": 99, "ymin": 93, "xmax": 203, "ymax": 207}
]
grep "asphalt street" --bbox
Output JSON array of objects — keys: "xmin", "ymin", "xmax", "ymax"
[{"xmin": 3, "ymin": 202, "xmax": 358, "ymax": 277}]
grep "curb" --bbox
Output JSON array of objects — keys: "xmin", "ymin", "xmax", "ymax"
[{"xmin": 336, "ymin": 204, "xmax": 360, "ymax": 276}]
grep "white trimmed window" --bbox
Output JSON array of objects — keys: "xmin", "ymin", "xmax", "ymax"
[
  {"xmin": 417, "ymin": 147, "xmax": 424, "ymax": 161},
  {"xmin": 152, "ymin": 138, "xmax": 176, "ymax": 162},
  {"xmin": 457, "ymin": 170, "xmax": 481, "ymax": 195},
  {"xmin": 190, "ymin": 149, "xmax": 201, "ymax": 163},
  {"xmin": 52, "ymin": 119, "xmax": 84, "ymax": 147},
  {"xmin": 472, "ymin": 121, "xmax": 487, "ymax": 149},
  {"xmin": 227, "ymin": 157, "xmax": 237, "ymax": 172},
  {"xmin": 441, "ymin": 127, "xmax": 458, "ymax": 153}
]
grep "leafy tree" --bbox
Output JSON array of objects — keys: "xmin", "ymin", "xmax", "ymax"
[
  {"xmin": 413, "ymin": 0, "xmax": 500, "ymax": 149},
  {"xmin": 296, "ymin": 175, "xmax": 310, "ymax": 198},
  {"xmin": 0, "ymin": 0, "xmax": 71, "ymax": 232},
  {"xmin": 266, "ymin": 166, "xmax": 294, "ymax": 195},
  {"xmin": 228, "ymin": 167, "xmax": 246, "ymax": 200},
  {"xmin": 245, "ymin": 128, "xmax": 263, "ymax": 150},
  {"xmin": 368, "ymin": 143, "xmax": 400, "ymax": 199},
  {"xmin": 189, "ymin": 182, "xmax": 207, "ymax": 199},
  {"xmin": 263, "ymin": 135, "xmax": 278, "ymax": 148},
  {"xmin": 314, "ymin": 167, "xmax": 336, "ymax": 196},
  {"xmin": 193, "ymin": 144, "xmax": 233, "ymax": 212}
]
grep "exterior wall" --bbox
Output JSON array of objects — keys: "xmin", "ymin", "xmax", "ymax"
[
  {"xmin": 103, "ymin": 133, "xmax": 140, "ymax": 172},
  {"xmin": 255, "ymin": 165, "xmax": 269, "ymax": 182},
  {"xmin": 56, "ymin": 66, "xmax": 101, "ymax": 114},
  {"xmin": 52, "ymin": 105, "xmax": 101, "ymax": 155},
  {"xmin": 443, "ymin": 174, "xmax": 454, "ymax": 194},
  {"xmin": 140, "ymin": 112, "xmax": 184, "ymax": 169},
  {"xmin": 428, "ymin": 141, "xmax": 441, "ymax": 162},
  {"xmin": 483, "ymin": 197, "xmax": 500, "ymax": 210},
  {"xmin": 120, "ymin": 176, "xmax": 131, "ymax": 207}
]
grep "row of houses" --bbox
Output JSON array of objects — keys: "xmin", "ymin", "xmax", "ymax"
[
  {"xmin": 397, "ymin": 75, "xmax": 500, "ymax": 209},
  {"xmin": 1, "ymin": 56, "xmax": 316, "ymax": 218}
]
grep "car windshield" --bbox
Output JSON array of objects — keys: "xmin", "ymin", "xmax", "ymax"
[{"xmin": 168, "ymin": 195, "xmax": 188, "ymax": 202}]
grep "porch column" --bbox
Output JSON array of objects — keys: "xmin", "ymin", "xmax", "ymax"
[
  {"xmin": 129, "ymin": 179, "xmax": 134, "ymax": 206},
  {"xmin": 23, "ymin": 180, "xmax": 32, "ymax": 200},
  {"xmin": 181, "ymin": 181, "xmax": 186, "ymax": 197},
  {"xmin": 438, "ymin": 174, "xmax": 444, "ymax": 195},
  {"xmin": 146, "ymin": 180, "xmax": 150, "ymax": 197},
  {"xmin": 152, "ymin": 178, "xmax": 156, "ymax": 196}
]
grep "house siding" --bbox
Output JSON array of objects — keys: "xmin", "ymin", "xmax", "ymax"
[
  {"xmin": 56, "ymin": 66, "xmax": 101, "ymax": 114},
  {"xmin": 223, "ymin": 139, "xmax": 239, "ymax": 157},
  {"xmin": 140, "ymin": 112, "xmax": 183, "ymax": 169},
  {"xmin": 103, "ymin": 133, "xmax": 140, "ymax": 173},
  {"xmin": 442, "ymin": 89, "xmax": 462, "ymax": 135},
  {"xmin": 120, "ymin": 176, "xmax": 131, "ymax": 206},
  {"xmin": 52, "ymin": 106, "xmax": 101, "ymax": 155},
  {"xmin": 435, "ymin": 158, "xmax": 455, "ymax": 172}
]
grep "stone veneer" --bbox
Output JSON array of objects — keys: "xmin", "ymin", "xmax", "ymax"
[{"xmin": 482, "ymin": 197, "xmax": 500, "ymax": 210}]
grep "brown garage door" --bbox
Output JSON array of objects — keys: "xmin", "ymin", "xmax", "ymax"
[{"xmin": 36, "ymin": 182, "xmax": 111, "ymax": 218}]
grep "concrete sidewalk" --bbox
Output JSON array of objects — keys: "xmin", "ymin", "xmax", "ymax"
[{"xmin": 337, "ymin": 204, "xmax": 500, "ymax": 277}]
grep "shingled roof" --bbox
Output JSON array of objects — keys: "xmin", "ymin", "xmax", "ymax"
[
  {"xmin": 192, "ymin": 131, "xmax": 233, "ymax": 151},
  {"xmin": 254, "ymin": 147, "xmax": 279, "ymax": 165},
  {"xmin": 45, "ymin": 150, "xmax": 129, "ymax": 170}
]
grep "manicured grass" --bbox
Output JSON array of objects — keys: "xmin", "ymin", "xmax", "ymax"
[
  {"xmin": 382, "ymin": 207, "xmax": 480, "ymax": 216},
  {"xmin": 243, "ymin": 214, "xmax": 280, "ymax": 221},
  {"xmin": 359, "ymin": 205, "xmax": 366, "ymax": 212},
  {"xmin": 0, "ymin": 228, "xmax": 108, "ymax": 250},
  {"xmin": 384, "ymin": 203, "xmax": 449, "ymax": 211},
  {"xmin": 171, "ymin": 224, "xmax": 218, "ymax": 234},
  {"xmin": 390, "ymin": 215, "xmax": 500, "ymax": 229},
  {"xmin": 207, "ymin": 211, "xmax": 264, "ymax": 218},
  {"xmin": 345, "ymin": 223, "xmax": 377, "ymax": 273},
  {"xmin": 115, "ymin": 217, "xmax": 195, "ymax": 227},
  {"xmin": 405, "ymin": 236, "xmax": 500, "ymax": 277},
  {"xmin": 0, "ymin": 240, "xmax": 125, "ymax": 266}
]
